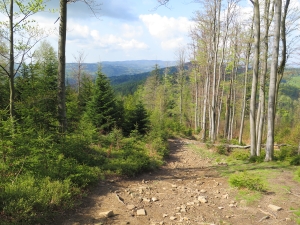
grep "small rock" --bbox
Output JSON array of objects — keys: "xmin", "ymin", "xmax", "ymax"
[
  {"xmin": 187, "ymin": 202, "xmax": 194, "ymax": 206},
  {"xmin": 268, "ymin": 204, "xmax": 282, "ymax": 211},
  {"xmin": 143, "ymin": 198, "xmax": 151, "ymax": 203},
  {"xmin": 226, "ymin": 215, "xmax": 231, "ymax": 219},
  {"xmin": 172, "ymin": 184, "xmax": 177, "ymax": 188},
  {"xmin": 230, "ymin": 200, "xmax": 236, "ymax": 204},
  {"xmin": 180, "ymin": 208, "xmax": 186, "ymax": 212},
  {"xmin": 285, "ymin": 218, "xmax": 291, "ymax": 221},
  {"xmin": 170, "ymin": 216, "xmax": 177, "ymax": 220},
  {"xmin": 198, "ymin": 196, "xmax": 208, "ymax": 203},
  {"xmin": 229, "ymin": 204, "xmax": 236, "ymax": 208},
  {"xmin": 99, "ymin": 210, "xmax": 114, "ymax": 217},
  {"xmin": 163, "ymin": 214, "xmax": 168, "ymax": 218},
  {"xmin": 222, "ymin": 194, "xmax": 229, "ymax": 199},
  {"xmin": 152, "ymin": 197, "xmax": 158, "ymax": 202},
  {"xmin": 218, "ymin": 207, "xmax": 224, "ymax": 209},
  {"xmin": 200, "ymin": 189, "xmax": 207, "ymax": 193},
  {"xmin": 127, "ymin": 205, "xmax": 135, "ymax": 210},
  {"xmin": 137, "ymin": 209, "xmax": 146, "ymax": 216}
]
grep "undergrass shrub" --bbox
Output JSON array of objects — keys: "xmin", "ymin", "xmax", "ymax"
[
  {"xmin": 229, "ymin": 149, "xmax": 250, "ymax": 161},
  {"xmin": 216, "ymin": 145, "xmax": 228, "ymax": 155},
  {"xmin": 102, "ymin": 137, "xmax": 151, "ymax": 176},
  {"xmin": 229, "ymin": 172, "xmax": 267, "ymax": 192},
  {"xmin": 275, "ymin": 146, "xmax": 298, "ymax": 161},
  {"xmin": 290, "ymin": 155, "xmax": 300, "ymax": 166},
  {"xmin": 249, "ymin": 150, "xmax": 266, "ymax": 163},
  {"xmin": 0, "ymin": 174, "xmax": 75, "ymax": 224}
]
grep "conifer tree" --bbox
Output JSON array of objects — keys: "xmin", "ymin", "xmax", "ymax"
[{"xmin": 86, "ymin": 66, "xmax": 118, "ymax": 132}]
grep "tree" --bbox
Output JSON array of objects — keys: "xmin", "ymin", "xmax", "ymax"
[
  {"xmin": 249, "ymin": 0, "xmax": 260, "ymax": 157},
  {"xmin": 15, "ymin": 41, "xmax": 58, "ymax": 131},
  {"xmin": 86, "ymin": 66, "xmax": 118, "ymax": 133},
  {"xmin": 256, "ymin": 0, "xmax": 273, "ymax": 155},
  {"xmin": 265, "ymin": 0, "xmax": 283, "ymax": 161},
  {"xmin": 123, "ymin": 101, "xmax": 149, "ymax": 136},
  {"xmin": 0, "ymin": 0, "xmax": 46, "ymax": 122},
  {"xmin": 58, "ymin": 0, "xmax": 98, "ymax": 134}
]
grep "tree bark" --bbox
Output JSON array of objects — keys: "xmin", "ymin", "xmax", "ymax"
[
  {"xmin": 239, "ymin": 20, "xmax": 253, "ymax": 145},
  {"xmin": 9, "ymin": 0, "xmax": 14, "ymax": 121},
  {"xmin": 58, "ymin": 0, "xmax": 67, "ymax": 133},
  {"xmin": 256, "ymin": 0, "xmax": 273, "ymax": 156},
  {"xmin": 250, "ymin": 0, "xmax": 260, "ymax": 157},
  {"xmin": 265, "ymin": 0, "xmax": 282, "ymax": 161}
]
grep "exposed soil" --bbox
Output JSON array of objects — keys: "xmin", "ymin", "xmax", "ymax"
[{"xmin": 55, "ymin": 139, "xmax": 300, "ymax": 225}]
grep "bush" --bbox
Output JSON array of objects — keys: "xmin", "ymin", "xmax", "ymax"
[
  {"xmin": 275, "ymin": 146, "xmax": 298, "ymax": 161},
  {"xmin": 249, "ymin": 150, "xmax": 266, "ymax": 163},
  {"xmin": 229, "ymin": 172, "xmax": 267, "ymax": 192},
  {"xmin": 216, "ymin": 145, "xmax": 228, "ymax": 155},
  {"xmin": 0, "ymin": 174, "xmax": 76, "ymax": 224},
  {"xmin": 290, "ymin": 155, "xmax": 300, "ymax": 166},
  {"xmin": 229, "ymin": 149, "xmax": 249, "ymax": 161}
]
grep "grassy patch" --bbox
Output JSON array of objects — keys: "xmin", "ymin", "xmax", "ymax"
[
  {"xmin": 229, "ymin": 172, "xmax": 267, "ymax": 192},
  {"xmin": 235, "ymin": 189, "xmax": 262, "ymax": 205}
]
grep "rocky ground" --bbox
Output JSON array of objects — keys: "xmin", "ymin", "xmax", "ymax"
[{"xmin": 55, "ymin": 139, "xmax": 300, "ymax": 225}]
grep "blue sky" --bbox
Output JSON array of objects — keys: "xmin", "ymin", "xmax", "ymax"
[
  {"xmin": 5, "ymin": 0, "xmax": 300, "ymax": 63},
  {"xmin": 35, "ymin": 0, "xmax": 201, "ymax": 62}
]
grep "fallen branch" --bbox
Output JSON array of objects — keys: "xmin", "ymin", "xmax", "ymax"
[
  {"xmin": 116, "ymin": 194, "xmax": 125, "ymax": 205},
  {"xmin": 258, "ymin": 215, "xmax": 270, "ymax": 222},
  {"xmin": 283, "ymin": 188, "xmax": 300, "ymax": 198},
  {"xmin": 259, "ymin": 209, "xmax": 277, "ymax": 219}
]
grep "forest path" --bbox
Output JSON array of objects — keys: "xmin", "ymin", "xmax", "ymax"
[{"xmin": 56, "ymin": 139, "xmax": 300, "ymax": 225}]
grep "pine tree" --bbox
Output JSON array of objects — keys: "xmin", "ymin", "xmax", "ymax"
[
  {"xmin": 123, "ymin": 101, "xmax": 149, "ymax": 136},
  {"xmin": 86, "ymin": 66, "xmax": 118, "ymax": 132}
]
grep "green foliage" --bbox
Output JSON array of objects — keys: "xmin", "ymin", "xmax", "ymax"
[
  {"xmin": 274, "ymin": 146, "xmax": 298, "ymax": 161},
  {"xmin": 229, "ymin": 172, "xmax": 267, "ymax": 192},
  {"xmin": 229, "ymin": 149, "xmax": 249, "ymax": 161},
  {"xmin": 290, "ymin": 155, "xmax": 300, "ymax": 166},
  {"xmin": 216, "ymin": 145, "xmax": 229, "ymax": 155},
  {"xmin": 0, "ymin": 174, "xmax": 75, "ymax": 224},
  {"xmin": 123, "ymin": 100, "xmax": 149, "ymax": 136},
  {"xmin": 249, "ymin": 150, "xmax": 266, "ymax": 163},
  {"xmin": 86, "ymin": 66, "xmax": 120, "ymax": 132}
]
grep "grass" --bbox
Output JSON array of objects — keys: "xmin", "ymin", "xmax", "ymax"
[
  {"xmin": 235, "ymin": 189, "xmax": 262, "ymax": 205},
  {"xmin": 189, "ymin": 142, "xmax": 300, "ymax": 207}
]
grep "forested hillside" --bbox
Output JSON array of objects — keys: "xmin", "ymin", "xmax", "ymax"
[
  {"xmin": 1, "ymin": 0, "xmax": 300, "ymax": 224},
  {"xmin": 65, "ymin": 60, "xmax": 176, "ymax": 78}
]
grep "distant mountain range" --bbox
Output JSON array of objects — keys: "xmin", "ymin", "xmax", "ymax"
[{"xmin": 66, "ymin": 60, "xmax": 177, "ymax": 77}]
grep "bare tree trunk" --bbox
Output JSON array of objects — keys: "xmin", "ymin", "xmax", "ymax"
[
  {"xmin": 257, "ymin": 0, "xmax": 273, "ymax": 156},
  {"xmin": 58, "ymin": 0, "xmax": 67, "ymax": 133},
  {"xmin": 210, "ymin": 0, "xmax": 221, "ymax": 142},
  {"xmin": 250, "ymin": 0, "xmax": 260, "ymax": 157},
  {"xmin": 195, "ymin": 70, "xmax": 199, "ymax": 131},
  {"xmin": 9, "ymin": 0, "xmax": 14, "ymax": 121},
  {"xmin": 275, "ymin": 0, "xmax": 290, "ymax": 108},
  {"xmin": 216, "ymin": 75, "xmax": 225, "ymax": 137},
  {"xmin": 239, "ymin": 22, "xmax": 253, "ymax": 145},
  {"xmin": 202, "ymin": 68, "xmax": 209, "ymax": 141},
  {"xmin": 265, "ymin": 0, "xmax": 282, "ymax": 161}
]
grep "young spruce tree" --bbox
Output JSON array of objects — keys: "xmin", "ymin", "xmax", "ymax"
[{"xmin": 86, "ymin": 66, "xmax": 118, "ymax": 133}]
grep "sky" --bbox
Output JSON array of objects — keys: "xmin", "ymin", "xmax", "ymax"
[
  {"xmin": 34, "ymin": 0, "xmax": 202, "ymax": 63},
  {"xmin": 2, "ymin": 0, "xmax": 300, "ymax": 63}
]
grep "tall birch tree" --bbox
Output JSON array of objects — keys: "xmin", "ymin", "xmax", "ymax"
[
  {"xmin": 249, "ymin": 0, "xmax": 260, "ymax": 157},
  {"xmin": 265, "ymin": 0, "xmax": 282, "ymax": 161},
  {"xmin": 0, "ymin": 0, "xmax": 46, "ymax": 122}
]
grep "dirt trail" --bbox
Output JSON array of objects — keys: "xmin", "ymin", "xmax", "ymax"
[{"xmin": 56, "ymin": 139, "xmax": 300, "ymax": 225}]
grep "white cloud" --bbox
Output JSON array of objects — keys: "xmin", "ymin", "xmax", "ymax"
[
  {"xmin": 68, "ymin": 22, "xmax": 90, "ymax": 39},
  {"xmin": 161, "ymin": 38, "xmax": 185, "ymax": 50},
  {"xmin": 139, "ymin": 14, "xmax": 194, "ymax": 40},
  {"xmin": 90, "ymin": 30, "xmax": 148, "ymax": 50},
  {"xmin": 122, "ymin": 24, "xmax": 143, "ymax": 38}
]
